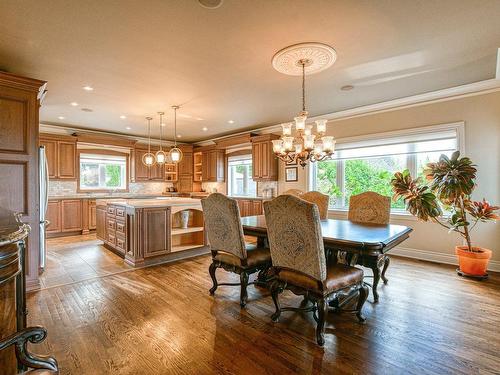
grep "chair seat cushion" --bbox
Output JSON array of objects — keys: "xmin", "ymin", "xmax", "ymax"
[
  {"xmin": 278, "ymin": 263, "xmax": 363, "ymax": 295},
  {"xmin": 214, "ymin": 244, "xmax": 271, "ymax": 268}
]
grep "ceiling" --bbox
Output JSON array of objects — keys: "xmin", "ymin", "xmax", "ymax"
[{"xmin": 1, "ymin": 0, "xmax": 499, "ymax": 142}]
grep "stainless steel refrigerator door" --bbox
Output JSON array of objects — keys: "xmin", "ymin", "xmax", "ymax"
[{"xmin": 39, "ymin": 146, "xmax": 49, "ymax": 270}]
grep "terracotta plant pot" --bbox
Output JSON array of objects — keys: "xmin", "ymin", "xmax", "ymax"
[{"xmin": 455, "ymin": 246, "xmax": 492, "ymax": 277}]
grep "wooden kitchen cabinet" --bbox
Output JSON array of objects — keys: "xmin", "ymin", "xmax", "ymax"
[
  {"xmin": 46, "ymin": 200, "xmax": 61, "ymax": 233},
  {"xmin": 61, "ymin": 199, "xmax": 83, "ymax": 232},
  {"xmin": 88, "ymin": 200, "xmax": 97, "ymax": 230},
  {"xmin": 177, "ymin": 175, "xmax": 193, "ymax": 193},
  {"xmin": 178, "ymin": 152, "xmax": 193, "ymax": 175},
  {"xmin": 96, "ymin": 204, "xmax": 107, "ymax": 241},
  {"xmin": 235, "ymin": 198, "xmax": 263, "ymax": 217},
  {"xmin": 202, "ymin": 149, "xmax": 225, "ymax": 182},
  {"xmin": 132, "ymin": 147, "xmax": 176, "ymax": 182},
  {"xmin": 251, "ymin": 134, "xmax": 279, "ymax": 181},
  {"xmin": 39, "ymin": 134, "xmax": 77, "ymax": 180}
]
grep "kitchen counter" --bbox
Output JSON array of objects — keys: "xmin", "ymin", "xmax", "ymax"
[{"xmin": 48, "ymin": 193, "xmax": 165, "ymax": 200}]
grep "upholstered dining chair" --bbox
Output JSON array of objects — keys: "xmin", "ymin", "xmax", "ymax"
[
  {"xmin": 281, "ymin": 189, "xmax": 304, "ymax": 197},
  {"xmin": 301, "ymin": 191, "xmax": 329, "ymax": 220},
  {"xmin": 348, "ymin": 191, "xmax": 391, "ymax": 300},
  {"xmin": 263, "ymin": 195, "xmax": 368, "ymax": 346},
  {"xmin": 201, "ymin": 193, "xmax": 272, "ymax": 307}
]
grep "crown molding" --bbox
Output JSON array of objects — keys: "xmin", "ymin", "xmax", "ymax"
[{"xmin": 195, "ymin": 78, "xmax": 500, "ymax": 145}]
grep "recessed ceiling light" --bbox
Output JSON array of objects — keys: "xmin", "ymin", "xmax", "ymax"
[
  {"xmin": 196, "ymin": 117, "xmax": 204, "ymax": 121},
  {"xmin": 177, "ymin": 134, "xmax": 182, "ymax": 138},
  {"xmin": 228, "ymin": 120, "xmax": 235, "ymax": 124},
  {"xmin": 82, "ymin": 85, "xmax": 94, "ymax": 91},
  {"xmin": 341, "ymin": 85, "xmax": 354, "ymax": 91},
  {"xmin": 120, "ymin": 115, "xmax": 126, "ymax": 119},
  {"xmin": 125, "ymin": 126, "xmax": 131, "ymax": 130},
  {"xmin": 81, "ymin": 108, "xmax": 93, "ymax": 112},
  {"xmin": 161, "ymin": 123, "xmax": 166, "ymax": 127},
  {"xmin": 70, "ymin": 102, "xmax": 78, "ymax": 106},
  {"xmin": 58, "ymin": 116, "xmax": 65, "ymax": 120},
  {"xmin": 202, "ymin": 127, "xmax": 208, "ymax": 131},
  {"xmin": 198, "ymin": 0, "xmax": 223, "ymax": 9}
]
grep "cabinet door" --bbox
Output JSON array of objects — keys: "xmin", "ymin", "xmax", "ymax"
[
  {"xmin": 61, "ymin": 200, "xmax": 82, "ymax": 232},
  {"xmin": 252, "ymin": 143, "xmax": 261, "ymax": 180},
  {"xmin": 57, "ymin": 141, "xmax": 76, "ymax": 179},
  {"xmin": 201, "ymin": 152, "xmax": 209, "ymax": 181},
  {"xmin": 46, "ymin": 200, "xmax": 61, "ymax": 233},
  {"xmin": 251, "ymin": 200, "xmax": 263, "ymax": 216},
  {"xmin": 134, "ymin": 149, "xmax": 150, "ymax": 181},
  {"xmin": 150, "ymin": 163, "xmax": 164, "ymax": 180},
  {"xmin": 179, "ymin": 152, "xmax": 193, "ymax": 175},
  {"xmin": 40, "ymin": 139, "xmax": 57, "ymax": 178},
  {"xmin": 260, "ymin": 142, "xmax": 270, "ymax": 179},
  {"xmin": 96, "ymin": 206, "xmax": 107, "ymax": 241},
  {"xmin": 177, "ymin": 175, "xmax": 193, "ymax": 192},
  {"xmin": 89, "ymin": 200, "xmax": 97, "ymax": 230}
]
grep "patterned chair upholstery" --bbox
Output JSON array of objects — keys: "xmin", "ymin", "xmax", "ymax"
[
  {"xmin": 301, "ymin": 191, "xmax": 330, "ymax": 220},
  {"xmin": 263, "ymin": 195, "xmax": 368, "ymax": 346},
  {"xmin": 201, "ymin": 193, "xmax": 271, "ymax": 307},
  {"xmin": 348, "ymin": 191, "xmax": 391, "ymax": 301},
  {"xmin": 281, "ymin": 189, "xmax": 304, "ymax": 197}
]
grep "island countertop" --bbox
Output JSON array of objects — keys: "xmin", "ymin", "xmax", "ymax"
[{"xmin": 97, "ymin": 197, "xmax": 203, "ymax": 209}]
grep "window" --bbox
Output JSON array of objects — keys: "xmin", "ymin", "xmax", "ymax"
[
  {"xmin": 79, "ymin": 153, "xmax": 127, "ymax": 191},
  {"xmin": 311, "ymin": 124, "xmax": 463, "ymax": 212},
  {"xmin": 227, "ymin": 155, "xmax": 256, "ymax": 197}
]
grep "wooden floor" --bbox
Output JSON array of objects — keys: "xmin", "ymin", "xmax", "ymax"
[
  {"xmin": 28, "ymin": 251, "xmax": 500, "ymax": 374},
  {"xmin": 40, "ymin": 234, "xmax": 132, "ymax": 288}
]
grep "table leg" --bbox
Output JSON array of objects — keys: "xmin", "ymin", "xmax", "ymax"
[{"xmin": 364, "ymin": 255, "xmax": 384, "ymax": 303}]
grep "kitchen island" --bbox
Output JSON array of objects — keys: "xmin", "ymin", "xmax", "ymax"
[{"xmin": 96, "ymin": 198, "xmax": 208, "ymax": 267}]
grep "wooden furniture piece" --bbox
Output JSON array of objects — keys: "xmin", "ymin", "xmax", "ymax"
[
  {"xmin": 0, "ymin": 219, "xmax": 58, "ymax": 373},
  {"xmin": 175, "ymin": 145, "xmax": 194, "ymax": 192},
  {"xmin": 240, "ymin": 215, "xmax": 412, "ymax": 303},
  {"xmin": 46, "ymin": 198, "xmax": 96, "ymax": 237},
  {"xmin": 39, "ymin": 134, "xmax": 77, "ymax": 180},
  {"xmin": 234, "ymin": 198, "xmax": 263, "ymax": 217},
  {"xmin": 202, "ymin": 148, "xmax": 225, "ymax": 182},
  {"xmin": 348, "ymin": 191, "xmax": 392, "ymax": 298},
  {"xmin": 282, "ymin": 189, "xmax": 304, "ymax": 196},
  {"xmin": 301, "ymin": 191, "xmax": 329, "ymax": 220},
  {"xmin": 201, "ymin": 193, "xmax": 271, "ymax": 307},
  {"xmin": 193, "ymin": 151, "xmax": 203, "ymax": 191},
  {"xmin": 131, "ymin": 147, "xmax": 178, "ymax": 182},
  {"xmin": 251, "ymin": 134, "xmax": 279, "ymax": 181},
  {"xmin": 263, "ymin": 195, "xmax": 368, "ymax": 346},
  {"xmin": 0, "ymin": 71, "xmax": 46, "ymax": 291}
]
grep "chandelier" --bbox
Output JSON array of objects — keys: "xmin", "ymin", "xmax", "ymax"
[{"xmin": 271, "ymin": 43, "xmax": 337, "ymax": 168}]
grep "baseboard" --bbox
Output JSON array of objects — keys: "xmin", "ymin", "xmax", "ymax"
[{"xmin": 391, "ymin": 246, "xmax": 500, "ymax": 272}]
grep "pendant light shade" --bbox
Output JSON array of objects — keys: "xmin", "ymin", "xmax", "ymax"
[
  {"xmin": 155, "ymin": 111, "xmax": 167, "ymax": 165},
  {"xmin": 169, "ymin": 105, "xmax": 183, "ymax": 163},
  {"xmin": 142, "ymin": 117, "xmax": 156, "ymax": 167}
]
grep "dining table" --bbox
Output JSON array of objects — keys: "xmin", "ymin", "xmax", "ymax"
[{"xmin": 241, "ymin": 215, "xmax": 413, "ymax": 302}]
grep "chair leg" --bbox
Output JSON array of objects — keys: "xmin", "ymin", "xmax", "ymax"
[
  {"xmin": 316, "ymin": 298, "xmax": 328, "ymax": 346},
  {"xmin": 240, "ymin": 271, "xmax": 249, "ymax": 308},
  {"xmin": 381, "ymin": 255, "xmax": 390, "ymax": 284},
  {"xmin": 270, "ymin": 281, "xmax": 282, "ymax": 322},
  {"xmin": 208, "ymin": 262, "xmax": 218, "ymax": 295},
  {"xmin": 356, "ymin": 284, "xmax": 369, "ymax": 323}
]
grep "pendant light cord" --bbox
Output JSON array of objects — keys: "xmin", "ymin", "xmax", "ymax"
[
  {"xmin": 158, "ymin": 113, "xmax": 163, "ymax": 151},
  {"xmin": 174, "ymin": 107, "xmax": 178, "ymax": 147},
  {"xmin": 147, "ymin": 118, "xmax": 151, "ymax": 154}
]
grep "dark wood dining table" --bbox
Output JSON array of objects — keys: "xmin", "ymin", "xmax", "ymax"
[{"xmin": 241, "ymin": 215, "xmax": 413, "ymax": 302}]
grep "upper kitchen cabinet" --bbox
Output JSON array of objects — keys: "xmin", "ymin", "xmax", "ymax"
[
  {"xmin": 39, "ymin": 134, "xmax": 77, "ymax": 180},
  {"xmin": 201, "ymin": 148, "xmax": 225, "ymax": 182},
  {"xmin": 251, "ymin": 134, "xmax": 279, "ymax": 181},
  {"xmin": 177, "ymin": 145, "xmax": 193, "ymax": 176},
  {"xmin": 131, "ymin": 147, "xmax": 177, "ymax": 182}
]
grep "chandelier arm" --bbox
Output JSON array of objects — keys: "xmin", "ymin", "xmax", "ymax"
[{"xmin": 302, "ymin": 62, "xmax": 306, "ymax": 113}]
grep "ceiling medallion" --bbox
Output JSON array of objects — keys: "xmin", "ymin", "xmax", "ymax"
[{"xmin": 271, "ymin": 42, "xmax": 337, "ymax": 76}]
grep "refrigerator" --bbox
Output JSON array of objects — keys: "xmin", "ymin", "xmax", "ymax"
[{"xmin": 39, "ymin": 145, "xmax": 49, "ymax": 271}]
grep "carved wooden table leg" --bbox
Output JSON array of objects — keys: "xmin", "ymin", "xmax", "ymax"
[
  {"xmin": 366, "ymin": 255, "xmax": 385, "ymax": 303},
  {"xmin": 381, "ymin": 255, "xmax": 390, "ymax": 284}
]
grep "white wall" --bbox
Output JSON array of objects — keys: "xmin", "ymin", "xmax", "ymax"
[{"xmin": 277, "ymin": 90, "xmax": 500, "ymax": 267}]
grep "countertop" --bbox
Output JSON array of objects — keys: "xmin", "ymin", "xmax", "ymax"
[
  {"xmin": 99, "ymin": 197, "xmax": 203, "ymax": 209},
  {"xmin": 49, "ymin": 193, "xmax": 165, "ymax": 200}
]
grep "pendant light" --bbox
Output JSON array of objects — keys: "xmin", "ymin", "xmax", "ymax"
[
  {"xmin": 155, "ymin": 111, "xmax": 167, "ymax": 165},
  {"xmin": 142, "ymin": 117, "xmax": 156, "ymax": 167},
  {"xmin": 169, "ymin": 105, "xmax": 183, "ymax": 163}
]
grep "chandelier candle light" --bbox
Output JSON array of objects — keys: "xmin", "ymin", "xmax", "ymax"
[{"xmin": 271, "ymin": 42, "xmax": 337, "ymax": 167}]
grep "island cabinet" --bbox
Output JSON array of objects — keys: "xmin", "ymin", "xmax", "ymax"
[
  {"xmin": 97, "ymin": 199, "xmax": 208, "ymax": 267},
  {"xmin": 251, "ymin": 134, "xmax": 279, "ymax": 181},
  {"xmin": 39, "ymin": 134, "xmax": 77, "ymax": 180},
  {"xmin": 202, "ymin": 148, "xmax": 225, "ymax": 182}
]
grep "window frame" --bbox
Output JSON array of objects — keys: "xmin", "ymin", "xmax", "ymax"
[
  {"xmin": 77, "ymin": 149, "xmax": 130, "ymax": 193},
  {"xmin": 226, "ymin": 150, "xmax": 257, "ymax": 198},
  {"xmin": 308, "ymin": 122, "xmax": 465, "ymax": 217}
]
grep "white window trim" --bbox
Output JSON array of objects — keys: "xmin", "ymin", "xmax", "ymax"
[{"xmin": 308, "ymin": 121, "xmax": 465, "ymax": 218}]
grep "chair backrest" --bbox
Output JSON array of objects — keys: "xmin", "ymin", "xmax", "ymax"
[
  {"xmin": 348, "ymin": 191, "xmax": 390, "ymax": 225},
  {"xmin": 281, "ymin": 189, "xmax": 304, "ymax": 197},
  {"xmin": 263, "ymin": 195, "xmax": 326, "ymax": 282},
  {"xmin": 201, "ymin": 193, "xmax": 247, "ymax": 259},
  {"xmin": 301, "ymin": 191, "xmax": 329, "ymax": 220}
]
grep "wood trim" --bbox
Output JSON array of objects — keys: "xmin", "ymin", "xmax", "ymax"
[
  {"xmin": 251, "ymin": 134, "xmax": 280, "ymax": 143},
  {"xmin": 214, "ymin": 133, "xmax": 256, "ymax": 148},
  {"xmin": 76, "ymin": 133, "xmax": 137, "ymax": 148},
  {"xmin": 225, "ymin": 149, "xmax": 252, "ymax": 158},
  {"xmin": 0, "ymin": 71, "xmax": 47, "ymax": 98},
  {"xmin": 39, "ymin": 133, "xmax": 77, "ymax": 142},
  {"xmin": 76, "ymin": 149, "xmax": 130, "ymax": 193}
]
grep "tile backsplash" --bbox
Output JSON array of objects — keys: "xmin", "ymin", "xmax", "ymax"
[{"xmin": 48, "ymin": 180, "xmax": 172, "ymax": 196}]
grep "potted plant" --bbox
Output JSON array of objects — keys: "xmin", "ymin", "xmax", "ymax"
[{"xmin": 391, "ymin": 151, "xmax": 499, "ymax": 279}]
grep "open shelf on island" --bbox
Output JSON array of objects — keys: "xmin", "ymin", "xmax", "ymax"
[{"xmin": 170, "ymin": 208, "xmax": 205, "ymax": 252}]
